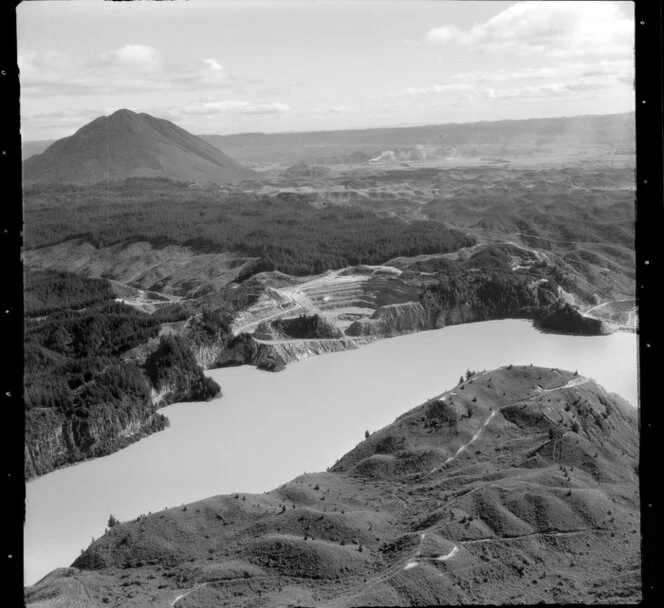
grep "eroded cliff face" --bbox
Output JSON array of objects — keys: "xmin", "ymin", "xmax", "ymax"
[
  {"xmin": 346, "ymin": 302, "xmax": 430, "ymax": 336},
  {"xmin": 25, "ymin": 397, "xmax": 168, "ymax": 480},
  {"xmin": 343, "ymin": 296, "xmax": 609, "ymax": 340},
  {"xmin": 430, "ymin": 302, "xmax": 487, "ymax": 327},
  {"xmin": 253, "ymin": 337, "xmax": 371, "ymax": 368},
  {"xmin": 215, "ymin": 333, "xmax": 374, "ymax": 371},
  {"xmin": 344, "ymin": 300, "xmax": 531, "ymax": 338},
  {"xmin": 537, "ymin": 302, "xmax": 608, "ymax": 335},
  {"xmin": 215, "ymin": 297, "xmax": 599, "ymax": 373},
  {"xmin": 25, "ymin": 410, "xmax": 69, "ymax": 479},
  {"xmin": 25, "ymin": 354, "xmax": 223, "ymax": 481},
  {"xmin": 149, "ymin": 383, "xmax": 176, "ymax": 408},
  {"xmin": 190, "ymin": 343, "xmax": 227, "ymax": 370}
]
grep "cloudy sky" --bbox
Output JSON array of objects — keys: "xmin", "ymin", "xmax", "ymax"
[{"xmin": 18, "ymin": 0, "xmax": 634, "ymax": 141}]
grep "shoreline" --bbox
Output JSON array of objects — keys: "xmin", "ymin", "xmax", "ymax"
[
  {"xmin": 26, "ymin": 318, "xmax": 638, "ymax": 485},
  {"xmin": 25, "ymin": 319, "xmax": 638, "ymax": 586}
]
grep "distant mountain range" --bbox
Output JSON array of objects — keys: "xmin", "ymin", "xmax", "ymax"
[
  {"xmin": 198, "ymin": 112, "xmax": 635, "ymax": 165},
  {"xmin": 22, "ymin": 109, "xmax": 256, "ymax": 185},
  {"xmin": 22, "ymin": 111, "xmax": 635, "ymax": 178}
]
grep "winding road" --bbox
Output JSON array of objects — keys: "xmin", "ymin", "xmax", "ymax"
[{"xmin": 174, "ymin": 371, "xmax": 595, "ymax": 607}]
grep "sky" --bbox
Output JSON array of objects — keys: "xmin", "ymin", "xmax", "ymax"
[{"xmin": 17, "ymin": 0, "xmax": 635, "ymax": 141}]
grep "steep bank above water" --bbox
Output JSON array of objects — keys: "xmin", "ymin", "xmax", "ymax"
[
  {"xmin": 234, "ymin": 301, "xmax": 611, "ymax": 372},
  {"xmin": 215, "ymin": 333, "xmax": 375, "ymax": 371},
  {"xmin": 346, "ymin": 301, "xmax": 430, "ymax": 336},
  {"xmin": 25, "ymin": 334, "xmax": 221, "ymax": 481},
  {"xmin": 25, "ymin": 293, "xmax": 615, "ymax": 481},
  {"xmin": 25, "ymin": 398, "xmax": 168, "ymax": 480},
  {"xmin": 537, "ymin": 303, "xmax": 607, "ymax": 335}
]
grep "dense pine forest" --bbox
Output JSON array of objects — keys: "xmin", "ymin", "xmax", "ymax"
[
  {"xmin": 417, "ymin": 246, "xmax": 570, "ymax": 325},
  {"xmin": 23, "ymin": 178, "xmax": 475, "ymax": 276},
  {"xmin": 23, "ymin": 270, "xmax": 221, "ymax": 478},
  {"xmin": 24, "ymin": 271, "xmax": 160, "ymax": 409},
  {"xmin": 24, "ymin": 270, "xmax": 115, "ymax": 317},
  {"xmin": 144, "ymin": 334, "xmax": 220, "ymax": 402}
]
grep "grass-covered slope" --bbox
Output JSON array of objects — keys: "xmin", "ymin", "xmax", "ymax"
[{"xmin": 26, "ymin": 366, "xmax": 640, "ymax": 606}]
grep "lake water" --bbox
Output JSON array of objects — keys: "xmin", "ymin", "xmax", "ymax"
[{"xmin": 25, "ymin": 320, "xmax": 638, "ymax": 585}]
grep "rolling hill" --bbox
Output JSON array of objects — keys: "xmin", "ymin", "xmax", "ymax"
[
  {"xmin": 23, "ymin": 109, "xmax": 256, "ymax": 185},
  {"xmin": 25, "ymin": 366, "xmax": 640, "ymax": 606}
]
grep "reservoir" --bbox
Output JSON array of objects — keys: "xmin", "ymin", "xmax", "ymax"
[{"xmin": 25, "ymin": 319, "xmax": 638, "ymax": 585}]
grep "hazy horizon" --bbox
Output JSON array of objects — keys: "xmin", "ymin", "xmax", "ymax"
[
  {"xmin": 18, "ymin": 0, "xmax": 634, "ymax": 140},
  {"xmin": 21, "ymin": 107, "xmax": 635, "ymax": 145}
]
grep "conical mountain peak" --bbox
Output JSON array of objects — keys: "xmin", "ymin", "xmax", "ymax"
[{"xmin": 24, "ymin": 110, "xmax": 256, "ymax": 185}]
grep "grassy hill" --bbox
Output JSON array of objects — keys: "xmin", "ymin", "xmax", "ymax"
[{"xmin": 25, "ymin": 366, "xmax": 640, "ymax": 606}]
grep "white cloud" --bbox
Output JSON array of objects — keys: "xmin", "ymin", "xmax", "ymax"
[
  {"xmin": 424, "ymin": 25, "xmax": 465, "ymax": 46},
  {"xmin": 401, "ymin": 83, "xmax": 474, "ymax": 96},
  {"xmin": 21, "ymin": 107, "xmax": 121, "ymax": 139},
  {"xmin": 449, "ymin": 60, "xmax": 632, "ymax": 85},
  {"xmin": 102, "ymin": 44, "xmax": 160, "ymax": 67},
  {"xmin": 19, "ymin": 50, "xmax": 84, "ymax": 94},
  {"xmin": 168, "ymin": 99, "xmax": 292, "ymax": 119},
  {"xmin": 245, "ymin": 102, "xmax": 291, "ymax": 114},
  {"xmin": 450, "ymin": 67, "xmax": 560, "ymax": 84},
  {"xmin": 20, "ymin": 46, "xmax": 231, "ymax": 98},
  {"xmin": 398, "ymin": 57, "xmax": 632, "ymax": 105},
  {"xmin": 307, "ymin": 105, "xmax": 356, "ymax": 115},
  {"xmin": 425, "ymin": 1, "xmax": 633, "ymax": 58},
  {"xmin": 202, "ymin": 58, "xmax": 225, "ymax": 73},
  {"xmin": 330, "ymin": 105, "xmax": 354, "ymax": 113},
  {"xmin": 482, "ymin": 81, "xmax": 607, "ymax": 100},
  {"xmin": 22, "ymin": 101, "xmax": 293, "ymax": 139}
]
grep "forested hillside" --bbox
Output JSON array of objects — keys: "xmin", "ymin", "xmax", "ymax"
[
  {"xmin": 24, "ymin": 270, "xmax": 221, "ymax": 479},
  {"xmin": 24, "ymin": 270, "xmax": 115, "ymax": 317},
  {"xmin": 23, "ymin": 178, "xmax": 474, "ymax": 277},
  {"xmin": 400, "ymin": 246, "xmax": 596, "ymax": 332}
]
